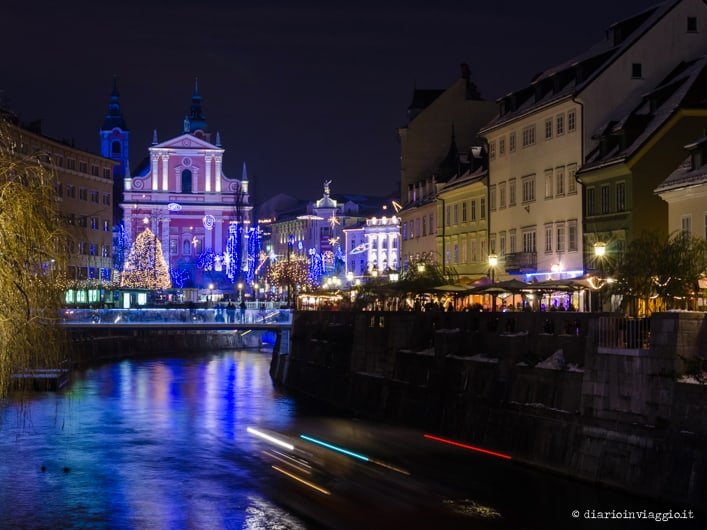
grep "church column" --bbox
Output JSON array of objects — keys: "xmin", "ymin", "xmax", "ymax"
[
  {"xmin": 151, "ymin": 154, "xmax": 159, "ymax": 191},
  {"xmin": 205, "ymin": 155, "xmax": 212, "ymax": 193},
  {"xmin": 215, "ymin": 215, "xmax": 223, "ymax": 254},
  {"xmin": 161, "ymin": 217, "xmax": 171, "ymax": 270},
  {"xmin": 161, "ymin": 154, "xmax": 169, "ymax": 191},
  {"xmin": 215, "ymin": 156, "xmax": 222, "ymax": 192}
]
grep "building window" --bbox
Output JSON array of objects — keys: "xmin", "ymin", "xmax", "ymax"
[
  {"xmin": 490, "ymin": 234, "xmax": 496, "ymax": 254},
  {"xmin": 446, "ymin": 205, "xmax": 451, "ymax": 226},
  {"xmin": 90, "ymin": 190, "xmax": 99, "ymax": 203},
  {"xmin": 509, "ymin": 230, "xmax": 517, "ymax": 253},
  {"xmin": 79, "ymin": 161, "xmax": 88, "ymax": 173},
  {"xmin": 91, "ymin": 165, "xmax": 99, "ymax": 176},
  {"xmin": 632, "ymin": 63, "xmax": 642, "ymax": 79},
  {"xmin": 112, "ymin": 140, "xmax": 122, "ymax": 156},
  {"xmin": 556, "ymin": 223, "xmax": 566, "ymax": 253},
  {"xmin": 471, "ymin": 240, "xmax": 478, "ymax": 263},
  {"xmin": 103, "ymin": 193, "xmax": 111, "ymax": 205},
  {"xmin": 682, "ymin": 214, "xmax": 692, "ymax": 234},
  {"xmin": 522, "ymin": 230, "xmax": 536, "ymax": 253},
  {"xmin": 556, "ymin": 167, "xmax": 565, "ymax": 196},
  {"xmin": 78, "ymin": 216, "xmax": 87, "ymax": 228},
  {"xmin": 499, "ymin": 181, "xmax": 506, "ymax": 209},
  {"xmin": 170, "ymin": 239, "xmax": 178, "ymax": 255},
  {"xmin": 616, "ymin": 182, "xmax": 626, "ymax": 212},
  {"xmin": 90, "ymin": 217, "xmax": 98, "ymax": 230},
  {"xmin": 101, "ymin": 245, "xmax": 110, "ymax": 258},
  {"xmin": 509, "ymin": 178, "xmax": 516, "ymax": 206},
  {"xmin": 453, "ymin": 244, "xmax": 459, "ymax": 264},
  {"xmin": 568, "ymin": 220, "xmax": 578, "ymax": 252},
  {"xmin": 587, "ymin": 188, "xmax": 595, "ymax": 216},
  {"xmin": 429, "ymin": 213, "xmax": 434, "ymax": 234},
  {"xmin": 461, "ymin": 238, "xmax": 467, "ymax": 263},
  {"xmin": 556, "ymin": 114, "xmax": 565, "ymax": 135},
  {"xmin": 103, "ymin": 220, "xmax": 110, "ymax": 231},
  {"xmin": 545, "ymin": 118, "xmax": 553, "ymax": 140},
  {"xmin": 462, "ymin": 201, "xmax": 467, "ymax": 222},
  {"xmin": 545, "ymin": 224, "xmax": 553, "ymax": 253},
  {"xmin": 522, "ymin": 175, "xmax": 535, "ymax": 203},
  {"xmin": 568, "ymin": 110, "xmax": 576, "ymax": 132},
  {"xmin": 182, "ymin": 169, "xmax": 192, "ymax": 193},
  {"xmin": 480, "ymin": 198, "xmax": 486, "ymax": 219},
  {"xmin": 545, "ymin": 170, "xmax": 553, "ymax": 199},
  {"xmin": 499, "ymin": 231, "xmax": 506, "ymax": 256},
  {"xmin": 89, "ymin": 243, "xmax": 97, "ymax": 256},
  {"xmin": 409, "ymin": 220, "xmax": 415, "ymax": 239},
  {"xmin": 601, "ymin": 184, "xmax": 610, "ymax": 214},
  {"xmin": 453, "ymin": 203, "xmax": 459, "ymax": 224},
  {"xmin": 489, "ymin": 141, "xmax": 496, "ymax": 159},
  {"xmin": 79, "ymin": 187, "xmax": 87, "ymax": 201},
  {"xmin": 509, "ymin": 132, "xmax": 516, "ymax": 153},
  {"xmin": 67, "ymin": 159, "xmax": 76, "ymax": 170},
  {"xmin": 567, "ymin": 164, "xmax": 577, "ymax": 194},
  {"xmin": 499, "ymin": 137, "xmax": 505, "ymax": 155},
  {"xmin": 402, "ymin": 223, "xmax": 407, "ymax": 240},
  {"xmin": 471, "ymin": 200, "xmax": 477, "ymax": 221},
  {"xmin": 522, "ymin": 125, "xmax": 536, "ymax": 147},
  {"xmin": 422, "ymin": 215, "xmax": 427, "ymax": 236},
  {"xmin": 67, "ymin": 213, "xmax": 75, "ymax": 225},
  {"xmin": 103, "ymin": 168, "xmax": 111, "ymax": 179},
  {"xmin": 688, "ymin": 16, "xmax": 697, "ymax": 32},
  {"xmin": 183, "ymin": 240, "xmax": 191, "ymax": 255},
  {"xmin": 490, "ymin": 186, "xmax": 497, "ymax": 211}
]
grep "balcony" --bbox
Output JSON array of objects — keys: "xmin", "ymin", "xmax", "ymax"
[{"xmin": 503, "ymin": 252, "xmax": 537, "ymax": 273}]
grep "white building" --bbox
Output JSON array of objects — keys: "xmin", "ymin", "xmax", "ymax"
[
  {"xmin": 344, "ymin": 215, "xmax": 400, "ymax": 279},
  {"xmin": 480, "ymin": 0, "xmax": 707, "ymax": 284}
]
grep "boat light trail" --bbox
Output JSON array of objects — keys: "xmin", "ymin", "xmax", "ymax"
[
  {"xmin": 272, "ymin": 465, "xmax": 331, "ymax": 495},
  {"xmin": 423, "ymin": 434, "xmax": 512, "ymax": 460},
  {"xmin": 300, "ymin": 434, "xmax": 369, "ymax": 462},
  {"xmin": 247, "ymin": 426, "xmax": 294, "ymax": 451}
]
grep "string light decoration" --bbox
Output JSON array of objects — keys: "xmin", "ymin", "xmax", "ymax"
[
  {"xmin": 113, "ymin": 222, "xmax": 129, "ymax": 273},
  {"xmin": 245, "ymin": 226, "xmax": 260, "ymax": 284},
  {"xmin": 267, "ymin": 255, "xmax": 313, "ymax": 291},
  {"xmin": 170, "ymin": 267, "xmax": 190, "ymax": 288},
  {"xmin": 120, "ymin": 227, "xmax": 171, "ymax": 289},
  {"xmin": 225, "ymin": 223, "xmax": 239, "ymax": 282},
  {"xmin": 308, "ymin": 248, "xmax": 324, "ymax": 285},
  {"xmin": 197, "ymin": 249, "xmax": 216, "ymax": 271}
]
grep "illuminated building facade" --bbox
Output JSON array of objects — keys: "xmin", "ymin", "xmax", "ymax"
[{"xmin": 120, "ymin": 81, "xmax": 252, "ymax": 288}]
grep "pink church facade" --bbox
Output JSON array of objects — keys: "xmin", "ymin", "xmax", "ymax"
[{"xmin": 120, "ymin": 126, "xmax": 252, "ymax": 289}]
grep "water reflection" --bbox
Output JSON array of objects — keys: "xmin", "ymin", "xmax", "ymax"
[{"xmin": 0, "ymin": 351, "xmax": 306, "ymax": 529}]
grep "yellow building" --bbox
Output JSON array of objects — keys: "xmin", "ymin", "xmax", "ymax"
[{"xmin": 436, "ymin": 150, "xmax": 489, "ymax": 280}]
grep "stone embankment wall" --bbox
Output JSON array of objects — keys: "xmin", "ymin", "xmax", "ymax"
[
  {"xmin": 69, "ymin": 328, "xmax": 263, "ymax": 364},
  {"xmin": 278, "ymin": 310, "xmax": 707, "ymax": 506}
]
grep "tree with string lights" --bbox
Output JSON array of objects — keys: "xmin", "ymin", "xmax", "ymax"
[{"xmin": 120, "ymin": 227, "xmax": 171, "ymax": 289}]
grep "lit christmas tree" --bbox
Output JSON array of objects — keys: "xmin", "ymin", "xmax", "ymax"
[{"xmin": 120, "ymin": 227, "xmax": 171, "ymax": 289}]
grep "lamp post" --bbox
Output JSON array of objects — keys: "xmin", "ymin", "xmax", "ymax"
[
  {"xmin": 488, "ymin": 254, "xmax": 498, "ymax": 312},
  {"xmin": 417, "ymin": 262, "xmax": 426, "ymax": 274},
  {"xmin": 254, "ymin": 282, "xmax": 259, "ymax": 302},
  {"xmin": 208, "ymin": 283, "xmax": 214, "ymax": 305},
  {"xmin": 594, "ymin": 242, "xmax": 606, "ymax": 312},
  {"xmin": 237, "ymin": 282, "xmax": 243, "ymax": 303}
]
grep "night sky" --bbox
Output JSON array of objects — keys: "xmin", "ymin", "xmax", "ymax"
[{"xmin": 2, "ymin": 0, "xmax": 654, "ymax": 205}]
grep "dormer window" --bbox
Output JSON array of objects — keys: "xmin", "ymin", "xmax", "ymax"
[
  {"xmin": 631, "ymin": 63, "xmax": 643, "ymax": 79},
  {"xmin": 687, "ymin": 16, "xmax": 697, "ymax": 32}
]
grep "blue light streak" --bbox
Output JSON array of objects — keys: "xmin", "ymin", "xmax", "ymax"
[{"xmin": 299, "ymin": 434, "xmax": 369, "ymax": 462}]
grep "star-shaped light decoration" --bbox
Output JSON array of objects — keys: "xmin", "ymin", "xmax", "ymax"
[
  {"xmin": 328, "ymin": 214, "xmax": 340, "ymax": 229},
  {"xmin": 328, "ymin": 236, "xmax": 340, "ymax": 246}
]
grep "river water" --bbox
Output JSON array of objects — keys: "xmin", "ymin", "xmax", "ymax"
[{"xmin": 0, "ymin": 350, "xmax": 701, "ymax": 529}]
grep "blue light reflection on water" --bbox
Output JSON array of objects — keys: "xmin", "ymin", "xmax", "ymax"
[{"xmin": 0, "ymin": 351, "xmax": 307, "ymax": 529}]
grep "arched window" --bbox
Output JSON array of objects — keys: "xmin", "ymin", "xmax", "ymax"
[
  {"xmin": 181, "ymin": 169, "xmax": 192, "ymax": 193},
  {"xmin": 111, "ymin": 140, "xmax": 121, "ymax": 156},
  {"xmin": 183, "ymin": 240, "xmax": 191, "ymax": 255}
]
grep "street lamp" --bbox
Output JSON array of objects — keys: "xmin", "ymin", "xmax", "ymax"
[
  {"xmin": 488, "ymin": 254, "xmax": 499, "ymax": 313},
  {"xmin": 237, "ymin": 282, "xmax": 243, "ymax": 303},
  {"xmin": 488, "ymin": 254, "xmax": 498, "ymax": 282},
  {"xmin": 417, "ymin": 263, "xmax": 426, "ymax": 273},
  {"xmin": 594, "ymin": 242, "xmax": 606, "ymax": 312},
  {"xmin": 254, "ymin": 282, "xmax": 259, "ymax": 302},
  {"xmin": 208, "ymin": 283, "xmax": 214, "ymax": 304}
]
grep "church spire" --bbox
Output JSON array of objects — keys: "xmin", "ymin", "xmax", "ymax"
[
  {"xmin": 102, "ymin": 76, "xmax": 128, "ymax": 130},
  {"xmin": 184, "ymin": 76, "xmax": 208, "ymax": 134}
]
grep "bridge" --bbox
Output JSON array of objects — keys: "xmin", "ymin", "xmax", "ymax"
[{"xmin": 60, "ymin": 307, "xmax": 295, "ymax": 354}]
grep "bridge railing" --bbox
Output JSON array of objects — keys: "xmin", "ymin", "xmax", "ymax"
[{"xmin": 60, "ymin": 308, "xmax": 293, "ymax": 326}]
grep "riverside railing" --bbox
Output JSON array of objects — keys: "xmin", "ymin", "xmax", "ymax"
[
  {"xmin": 596, "ymin": 315, "xmax": 651, "ymax": 353},
  {"xmin": 60, "ymin": 308, "xmax": 293, "ymax": 326}
]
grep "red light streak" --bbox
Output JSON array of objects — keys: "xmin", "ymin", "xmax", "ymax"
[{"xmin": 423, "ymin": 434, "xmax": 512, "ymax": 460}]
